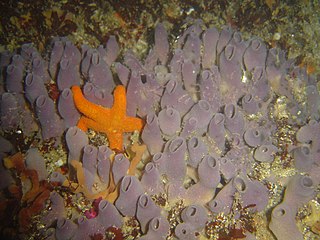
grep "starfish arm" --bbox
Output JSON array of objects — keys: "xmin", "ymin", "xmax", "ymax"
[
  {"xmin": 112, "ymin": 85, "xmax": 126, "ymax": 118},
  {"xmin": 123, "ymin": 117, "xmax": 144, "ymax": 132},
  {"xmin": 106, "ymin": 131, "xmax": 123, "ymax": 151},
  {"xmin": 77, "ymin": 117, "xmax": 89, "ymax": 132},
  {"xmin": 77, "ymin": 116, "xmax": 103, "ymax": 132},
  {"xmin": 72, "ymin": 86, "xmax": 107, "ymax": 119}
]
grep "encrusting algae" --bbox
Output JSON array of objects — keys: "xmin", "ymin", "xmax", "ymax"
[
  {"xmin": 64, "ymin": 142, "xmax": 146, "ymax": 202},
  {"xmin": 3, "ymin": 153, "xmax": 51, "ymax": 232}
]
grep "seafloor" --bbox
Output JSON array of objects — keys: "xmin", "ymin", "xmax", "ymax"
[{"xmin": 0, "ymin": 0, "xmax": 320, "ymax": 239}]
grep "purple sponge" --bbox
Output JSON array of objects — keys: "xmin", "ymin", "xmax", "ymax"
[{"xmin": 115, "ymin": 176, "xmax": 144, "ymax": 216}]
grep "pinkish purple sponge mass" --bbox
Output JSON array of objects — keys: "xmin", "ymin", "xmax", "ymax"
[{"xmin": 0, "ymin": 20, "xmax": 319, "ymax": 239}]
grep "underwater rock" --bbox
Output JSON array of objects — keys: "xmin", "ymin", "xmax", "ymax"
[{"xmin": 0, "ymin": 19, "xmax": 319, "ymax": 240}]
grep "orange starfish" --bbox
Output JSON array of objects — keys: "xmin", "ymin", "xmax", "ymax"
[{"xmin": 71, "ymin": 85, "xmax": 144, "ymax": 151}]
